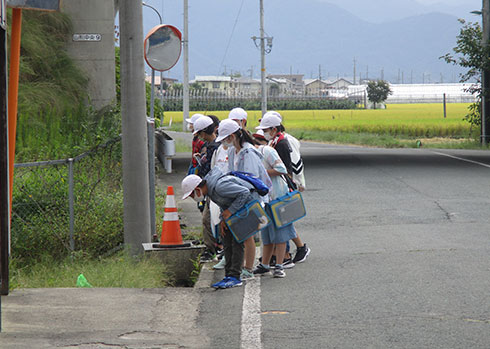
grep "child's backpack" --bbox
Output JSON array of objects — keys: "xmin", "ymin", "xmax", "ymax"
[{"xmin": 228, "ymin": 171, "xmax": 270, "ymax": 196}]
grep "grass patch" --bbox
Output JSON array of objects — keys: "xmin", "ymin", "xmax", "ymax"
[{"xmin": 9, "ymin": 250, "xmax": 171, "ymax": 289}]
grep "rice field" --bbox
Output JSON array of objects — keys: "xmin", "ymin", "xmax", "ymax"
[{"xmin": 164, "ymin": 103, "xmax": 473, "ymax": 138}]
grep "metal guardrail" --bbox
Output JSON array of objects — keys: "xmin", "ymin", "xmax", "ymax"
[{"xmin": 155, "ymin": 127, "xmax": 175, "ymax": 173}]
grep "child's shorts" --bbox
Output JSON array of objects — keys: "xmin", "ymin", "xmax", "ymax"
[{"xmin": 260, "ymin": 204, "xmax": 297, "ymax": 245}]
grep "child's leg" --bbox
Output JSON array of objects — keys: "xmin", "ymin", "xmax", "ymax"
[
  {"xmin": 261, "ymin": 244, "xmax": 274, "ymax": 266},
  {"xmin": 202, "ymin": 200, "xmax": 216, "ymax": 255},
  {"xmin": 284, "ymin": 240, "xmax": 291, "ymax": 259},
  {"xmin": 292, "ymin": 235, "xmax": 304, "ymax": 248},
  {"xmin": 243, "ymin": 236, "xmax": 256, "ymax": 271},
  {"xmin": 274, "ymin": 242, "xmax": 287, "ymax": 265},
  {"xmin": 223, "ymin": 226, "xmax": 244, "ymax": 279}
]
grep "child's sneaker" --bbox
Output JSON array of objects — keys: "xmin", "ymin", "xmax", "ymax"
[
  {"xmin": 292, "ymin": 244, "xmax": 310, "ymax": 263},
  {"xmin": 211, "ymin": 277, "xmax": 229, "ymax": 289},
  {"xmin": 220, "ymin": 276, "xmax": 243, "ymax": 288},
  {"xmin": 200, "ymin": 251, "xmax": 217, "ymax": 262},
  {"xmin": 258, "ymin": 255, "xmax": 276, "ymax": 268},
  {"xmin": 241, "ymin": 268, "xmax": 254, "ymax": 280},
  {"xmin": 282, "ymin": 257, "xmax": 295, "ymax": 269},
  {"xmin": 253, "ymin": 263, "xmax": 271, "ymax": 276},
  {"xmin": 273, "ymin": 266, "xmax": 286, "ymax": 278},
  {"xmin": 213, "ymin": 256, "xmax": 226, "ymax": 270}
]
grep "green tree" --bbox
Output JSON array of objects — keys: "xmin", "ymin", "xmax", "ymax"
[
  {"xmin": 366, "ymin": 80, "xmax": 392, "ymax": 109},
  {"xmin": 441, "ymin": 19, "xmax": 490, "ymax": 130},
  {"xmin": 190, "ymin": 82, "xmax": 203, "ymax": 90},
  {"xmin": 171, "ymin": 83, "xmax": 183, "ymax": 91}
]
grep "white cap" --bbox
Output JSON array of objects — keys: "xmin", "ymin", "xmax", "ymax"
[
  {"xmin": 265, "ymin": 110, "xmax": 282, "ymax": 121},
  {"xmin": 185, "ymin": 113, "xmax": 204, "ymax": 124},
  {"xmin": 253, "ymin": 129, "xmax": 266, "ymax": 139},
  {"xmin": 216, "ymin": 119, "xmax": 240, "ymax": 142},
  {"xmin": 181, "ymin": 175, "xmax": 202, "ymax": 200},
  {"xmin": 228, "ymin": 107, "xmax": 247, "ymax": 121},
  {"xmin": 256, "ymin": 114, "xmax": 282, "ymax": 130},
  {"xmin": 192, "ymin": 116, "xmax": 214, "ymax": 134}
]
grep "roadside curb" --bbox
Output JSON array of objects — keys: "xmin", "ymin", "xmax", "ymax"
[{"xmin": 194, "ymin": 262, "xmax": 216, "ymax": 289}]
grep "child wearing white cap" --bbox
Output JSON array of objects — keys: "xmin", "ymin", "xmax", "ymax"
[
  {"xmin": 217, "ymin": 119, "xmax": 272, "ymax": 280},
  {"xmin": 192, "ymin": 115, "xmax": 222, "ymax": 261},
  {"xmin": 187, "ymin": 113, "xmax": 205, "ymax": 175},
  {"xmin": 228, "ymin": 107, "xmax": 248, "ymax": 129},
  {"xmin": 252, "ymin": 130, "xmax": 294, "ymax": 278},
  {"xmin": 256, "ymin": 112, "xmax": 311, "ymax": 265},
  {"xmin": 181, "ymin": 167, "xmax": 260, "ymax": 289}
]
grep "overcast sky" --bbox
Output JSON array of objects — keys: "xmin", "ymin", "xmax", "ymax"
[{"xmin": 418, "ymin": 0, "xmax": 478, "ymax": 5}]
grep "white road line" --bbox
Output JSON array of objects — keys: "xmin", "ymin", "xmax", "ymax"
[
  {"xmin": 241, "ymin": 277, "xmax": 262, "ymax": 349},
  {"xmin": 432, "ymin": 151, "xmax": 490, "ymax": 169}
]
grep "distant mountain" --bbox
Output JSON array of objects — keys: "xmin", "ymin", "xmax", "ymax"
[
  {"xmin": 142, "ymin": 0, "xmax": 467, "ymax": 83},
  {"xmin": 315, "ymin": 0, "xmax": 479, "ymax": 23}
]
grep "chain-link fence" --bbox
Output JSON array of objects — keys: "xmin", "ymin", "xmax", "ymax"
[{"xmin": 11, "ymin": 137, "xmax": 123, "ymax": 262}]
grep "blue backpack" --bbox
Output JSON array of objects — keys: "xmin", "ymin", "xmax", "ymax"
[{"xmin": 229, "ymin": 171, "xmax": 269, "ymax": 196}]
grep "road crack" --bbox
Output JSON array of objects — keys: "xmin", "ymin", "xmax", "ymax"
[{"xmin": 434, "ymin": 200, "xmax": 452, "ymax": 221}]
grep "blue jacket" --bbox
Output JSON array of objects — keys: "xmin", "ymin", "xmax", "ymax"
[{"xmin": 204, "ymin": 167, "xmax": 259, "ymax": 217}]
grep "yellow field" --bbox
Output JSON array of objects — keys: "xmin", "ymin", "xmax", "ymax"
[{"xmin": 165, "ymin": 103, "xmax": 473, "ymax": 138}]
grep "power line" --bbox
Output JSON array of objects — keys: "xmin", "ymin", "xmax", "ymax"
[{"xmin": 219, "ymin": 0, "xmax": 245, "ymax": 74}]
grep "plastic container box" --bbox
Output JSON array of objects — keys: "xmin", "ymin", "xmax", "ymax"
[
  {"xmin": 268, "ymin": 191, "xmax": 306, "ymax": 228},
  {"xmin": 225, "ymin": 200, "xmax": 271, "ymax": 243}
]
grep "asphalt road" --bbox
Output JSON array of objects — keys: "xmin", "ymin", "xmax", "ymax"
[{"xmin": 199, "ymin": 143, "xmax": 490, "ymax": 348}]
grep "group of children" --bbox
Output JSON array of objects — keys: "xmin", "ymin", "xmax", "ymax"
[{"xmin": 180, "ymin": 108, "xmax": 310, "ymax": 289}]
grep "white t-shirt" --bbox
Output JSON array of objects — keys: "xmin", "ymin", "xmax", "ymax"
[{"xmin": 210, "ymin": 144, "xmax": 230, "ymax": 173}]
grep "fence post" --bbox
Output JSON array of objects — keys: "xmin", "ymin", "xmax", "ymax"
[
  {"xmin": 443, "ymin": 93, "xmax": 447, "ymax": 118},
  {"xmin": 147, "ymin": 118, "xmax": 156, "ymax": 240},
  {"xmin": 68, "ymin": 158, "xmax": 74, "ymax": 251}
]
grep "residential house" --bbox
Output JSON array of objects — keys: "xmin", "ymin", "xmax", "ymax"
[
  {"xmin": 326, "ymin": 78, "xmax": 353, "ymax": 90},
  {"xmin": 304, "ymin": 79, "xmax": 330, "ymax": 96},
  {"xmin": 233, "ymin": 77, "xmax": 262, "ymax": 96},
  {"xmin": 145, "ymin": 75, "xmax": 178, "ymax": 92},
  {"xmin": 268, "ymin": 74, "xmax": 305, "ymax": 94},
  {"xmin": 190, "ymin": 75, "xmax": 232, "ymax": 95}
]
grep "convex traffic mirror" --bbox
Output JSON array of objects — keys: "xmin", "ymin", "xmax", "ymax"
[{"xmin": 144, "ymin": 24, "xmax": 182, "ymax": 72}]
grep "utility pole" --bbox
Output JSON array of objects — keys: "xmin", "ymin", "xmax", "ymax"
[
  {"xmin": 260, "ymin": 0, "xmax": 267, "ymax": 116},
  {"xmin": 183, "ymin": 0, "xmax": 189, "ymax": 131},
  {"xmin": 119, "ymin": 0, "xmax": 151, "ymax": 255},
  {"xmin": 353, "ymin": 57, "xmax": 356, "ymax": 84},
  {"xmin": 251, "ymin": 0, "xmax": 272, "ymax": 115},
  {"xmin": 318, "ymin": 64, "xmax": 322, "ymax": 96},
  {"xmin": 482, "ymin": 0, "xmax": 490, "ymax": 144}
]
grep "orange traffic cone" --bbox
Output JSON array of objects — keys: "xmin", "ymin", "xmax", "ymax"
[{"xmin": 156, "ymin": 186, "xmax": 189, "ymax": 248}]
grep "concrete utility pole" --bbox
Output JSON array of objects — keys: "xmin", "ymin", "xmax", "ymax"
[
  {"xmin": 260, "ymin": 0, "xmax": 267, "ymax": 116},
  {"xmin": 353, "ymin": 57, "xmax": 356, "ymax": 84},
  {"xmin": 119, "ymin": 0, "xmax": 151, "ymax": 255},
  {"xmin": 482, "ymin": 0, "xmax": 490, "ymax": 144},
  {"xmin": 183, "ymin": 0, "xmax": 189, "ymax": 131}
]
